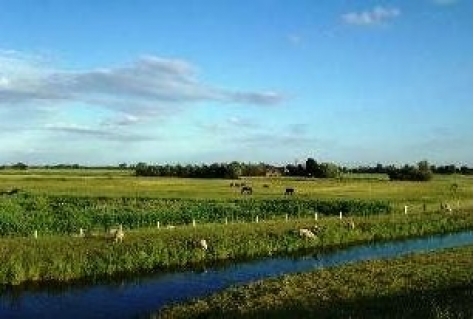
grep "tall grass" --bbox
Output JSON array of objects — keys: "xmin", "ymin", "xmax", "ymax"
[
  {"xmin": 0, "ymin": 209, "xmax": 471, "ymax": 286},
  {"xmin": 157, "ymin": 246, "xmax": 473, "ymax": 319},
  {"xmin": 0, "ymin": 194, "xmax": 391, "ymax": 235}
]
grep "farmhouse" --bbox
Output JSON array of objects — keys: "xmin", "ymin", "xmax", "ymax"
[{"xmin": 265, "ymin": 167, "xmax": 283, "ymax": 177}]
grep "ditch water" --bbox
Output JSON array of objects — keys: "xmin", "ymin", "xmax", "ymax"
[{"xmin": 0, "ymin": 231, "xmax": 472, "ymax": 319}]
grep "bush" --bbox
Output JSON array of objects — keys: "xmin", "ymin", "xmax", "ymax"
[{"xmin": 387, "ymin": 162, "xmax": 433, "ymax": 181}]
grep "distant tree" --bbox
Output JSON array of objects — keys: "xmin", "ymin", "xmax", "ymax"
[
  {"xmin": 227, "ymin": 161, "xmax": 242, "ymax": 179},
  {"xmin": 387, "ymin": 161, "xmax": 433, "ymax": 181},
  {"xmin": 11, "ymin": 162, "xmax": 28, "ymax": 170},
  {"xmin": 460, "ymin": 165, "xmax": 473, "ymax": 175},
  {"xmin": 118, "ymin": 163, "xmax": 128, "ymax": 169},
  {"xmin": 319, "ymin": 162, "xmax": 340, "ymax": 178},
  {"xmin": 375, "ymin": 163, "xmax": 385, "ymax": 174},
  {"xmin": 305, "ymin": 158, "xmax": 319, "ymax": 177}
]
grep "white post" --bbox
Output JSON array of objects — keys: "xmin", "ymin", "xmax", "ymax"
[
  {"xmin": 34, "ymin": 230, "xmax": 38, "ymax": 239},
  {"xmin": 157, "ymin": 221, "xmax": 160, "ymax": 229},
  {"xmin": 339, "ymin": 211, "xmax": 343, "ymax": 220},
  {"xmin": 225, "ymin": 217, "xmax": 228, "ymax": 225},
  {"xmin": 79, "ymin": 228, "xmax": 84, "ymax": 237},
  {"xmin": 285, "ymin": 214, "xmax": 288, "ymax": 222},
  {"xmin": 314, "ymin": 212, "xmax": 318, "ymax": 221},
  {"xmin": 192, "ymin": 219, "xmax": 196, "ymax": 227},
  {"xmin": 255, "ymin": 215, "xmax": 259, "ymax": 223},
  {"xmin": 404, "ymin": 205, "xmax": 408, "ymax": 215}
]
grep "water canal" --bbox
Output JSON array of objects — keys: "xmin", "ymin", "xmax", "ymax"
[{"xmin": 0, "ymin": 231, "xmax": 471, "ymax": 319}]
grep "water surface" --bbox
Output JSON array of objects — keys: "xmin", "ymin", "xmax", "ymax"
[{"xmin": 0, "ymin": 231, "xmax": 471, "ymax": 319}]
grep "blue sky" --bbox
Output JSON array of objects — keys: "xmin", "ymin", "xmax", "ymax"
[{"xmin": 0, "ymin": 0, "xmax": 471, "ymax": 166}]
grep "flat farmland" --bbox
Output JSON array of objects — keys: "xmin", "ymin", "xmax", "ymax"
[{"xmin": 0, "ymin": 169, "xmax": 470, "ymax": 207}]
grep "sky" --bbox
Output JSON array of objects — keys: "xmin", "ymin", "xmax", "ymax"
[{"xmin": 0, "ymin": 0, "xmax": 472, "ymax": 167}]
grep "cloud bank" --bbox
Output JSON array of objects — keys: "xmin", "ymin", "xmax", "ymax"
[
  {"xmin": 0, "ymin": 52, "xmax": 285, "ymax": 115},
  {"xmin": 342, "ymin": 6, "xmax": 401, "ymax": 26}
]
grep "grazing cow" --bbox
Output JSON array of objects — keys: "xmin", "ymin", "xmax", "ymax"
[
  {"xmin": 285, "ymin": 188, "xmax": 295, "ymax": 195},
  {"xmin": 241, "ymin": 186, "xmax": 253, "ymax": 195}
]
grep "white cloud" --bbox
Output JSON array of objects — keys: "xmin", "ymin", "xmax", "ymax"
[
  {"xmin": 0, "ymin": 51, "xmax": 285, "ymax": 113},
  {"xmin": 44, "ymin": 122, "xmax": 154, "ymax": 142},
  {"xmin": 342, "ymin": 6, "xmax": 401, "ymax": 26},
  {"xmin": 100, "ymin": 114, "xmax": 140, "ymax": 127}
]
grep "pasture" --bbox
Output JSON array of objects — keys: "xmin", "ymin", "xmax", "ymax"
[
  {"xmin": 0, "ymin": 169, "xmax": 470, "ymax": 205},
  {"xmin": 0, "ymin": 169, "xmax": 471, "ymax": 285}
]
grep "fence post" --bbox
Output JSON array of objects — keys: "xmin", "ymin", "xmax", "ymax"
[
  {"xmin": 256, "ymin": 215, "xmax": 259, "ymax": 223},
  {"xmin": 314, "ymin": 212, "xmax": 318, "ymax": 221},
  {"xmin": 192, "ymin": 219, "xmax": 196, "ymax": 227},
  {"xmin": 285, "ymin": 214, "xmax": 288, "ymax": 222},
  {"xmin": 404, "ymin": 205, "xmax": 408, "ymax": 215},
  {"xmin": 339, "ymin": 211, "xmax": 343, "ymax": 220},
  {"xmin": 157, "ymin": 221, "xmax": 160, "ymax": 229},
  {"xmin": 34, "ymin": 230, "xmax": 38, "ymax": 239}
]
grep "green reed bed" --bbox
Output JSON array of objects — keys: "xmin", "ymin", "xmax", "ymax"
[
  {"xmin": 158, "ymin": 246, "xmax": 473, "ymax": 319},
  {"xmin": 0, "ymin": 208, "xmax": 471, "ymax": 286},
  {"xmin": 0, "ymin": 194, "xmax": 391, "ymax": 236}
]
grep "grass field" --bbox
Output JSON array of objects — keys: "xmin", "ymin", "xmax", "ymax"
[
  {"xmin": 157, "ymin": 246, "xmax": 473, "ymax": 319},
  {"xmin": 0, "ymin": 170, "xmax": 470, "ymax": 209},
  {"xmin": 0, "ymin": 169, "xmax": 471, "ymax": 285}
]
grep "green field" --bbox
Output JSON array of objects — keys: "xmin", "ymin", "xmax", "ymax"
[
  {"xmin": 0, "ymin": 169, "xmax": 470, "ymax": 206},
  {"xmin": 0, "ymin": 169, "xmax": 471, "ymax": 286},
  {"xmin": 158, "ymin": 246, "xmax": 473, "ymax": 319}
]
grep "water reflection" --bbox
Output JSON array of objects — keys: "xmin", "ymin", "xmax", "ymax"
[{"xmin": 0, "ymin": 231, "xmax": 471, "ymax": 319}]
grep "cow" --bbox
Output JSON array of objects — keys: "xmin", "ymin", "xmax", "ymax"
[
  {"xmin": 241, "ymin": 186, "xmax": 253, "ymax": 195},
  {"xmin": 285, "ymin": 188, "xmax": 295, "ymax": 195}
]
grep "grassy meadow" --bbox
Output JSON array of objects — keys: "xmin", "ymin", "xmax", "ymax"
[
  {"xmin": 0, "ymin": 169, "xmax": 471, "ymax": 286},
  {"xmin": 0, "ymin": 169, "xmax": 470, "ymax": 205},
  {"xmin": 157, "ymin": 246, "xmax": 473, "ymax": 319}
]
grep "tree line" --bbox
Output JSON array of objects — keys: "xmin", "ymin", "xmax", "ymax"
[
  {"xmin": 134, "ymin": 162, "xmax": 268, "ymax": 179},
  {"xmin": 349, "ymin": 163, "xmax": 473, "ymax": 176},
  {"xmin": 1, "ymin": 160, "xmax": 472, "ymax": 181}
]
